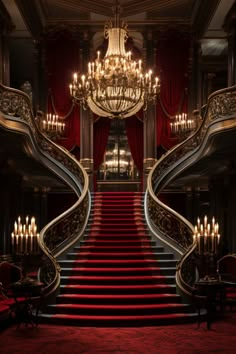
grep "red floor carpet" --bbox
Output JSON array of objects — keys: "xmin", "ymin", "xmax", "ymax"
[{"xmin": 1, "ymin": 313, "xmax": 236, "ymax": 353}]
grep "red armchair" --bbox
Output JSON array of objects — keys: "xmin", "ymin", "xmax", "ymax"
[
  {"xmin": 217, "ymin": 254, "xmax": 236, "ymax": 310},
  {"xmin": 0, "ymin": 261, "xmax": 23, "ymax": 322}
]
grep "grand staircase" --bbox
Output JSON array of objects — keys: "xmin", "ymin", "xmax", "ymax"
[{"xmin": 40, "ymin": 191, "xmax": 196, "ymax": 326}]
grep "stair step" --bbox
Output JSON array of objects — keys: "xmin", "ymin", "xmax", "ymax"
[
  {"xmin": 39, "ymin": 312, "xmax": 197, "ymax": 327},
  {"xmin": 60, "ymin": 275, "xmax": 175, "ymax": 285},
  {"xmin": 59, "ymin": 259, "xmax": 177, "ymax": 268},
  {"xmin": 60, "ymin": 267, "xmax": 176, "ymax": 276},
  {"xmin": 46, "ymin": 303, "xmax": 192, "ymax": 316},
  {"xmin": 92, "ymin": 209, "xmax": 142, "ymax": 214},
  {"xmin": 87, "ymin": 233, "xmax": 149, "ymax": 238},
  {"xmin": 56, "ymin": 293, "xmax": 182, "ymax": 305},
  {"xmin": 89, "ymin": 226, "xmax": 147, "ymax": 231},
  {"xmin": 66, "ymin": 252, "xmax": 174, "ymax": 260},
  {"xmin": 76, "ymin": 246, "xmax": 164, "ymax": 253},
  {"xmin": 79, "ymin": 240, "xmax": 158, "ymax": 246},
  {"xmin": 90, "ymin": 224, "xmax": 145, "ymax": 230},
  {"xmin": 59, "ymin": 283, "xmax": 177, "ymax": 295}
]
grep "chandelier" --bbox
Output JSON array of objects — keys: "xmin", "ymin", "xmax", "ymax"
[
  {"xmin": 170, "ymin": 113, "xmax": 196, "ymax": 139},
  {"xmin": 11, "ymin": 216, "xmax": 40, "ymax": 255},
  {"xmin": 69, "ymin": 3, "xmax": 160, "ymax": 119},
  {"xmin": 42, "ymin": 113, "xmax": 66, "ymax": 139}
]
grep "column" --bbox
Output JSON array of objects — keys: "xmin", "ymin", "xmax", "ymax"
[
  {"xmin": 0, "ymin": 174, "xmax": 23, "ymax": 255},
  {"xmin": 192, "ymin": 187, "xmax": 201, "ymax": 221},
  {"xmin": 32, "ymin": 40, "xmax": 41, "ymax": 113},
  {"xmin": 0, "ymin": 6, "xmax": 13, "ymax": 85},
  {"xmin": 185, "ymin": 187, "xmax": 194, "ymax": 223},
  {"xmin": 38, "ymin": 40, "xmax": 48, "ymax": 112},
  {"xmin": 227, "ymin": 174, "xmax": 236, "ymax": 253},
  {"xmin": 143, "ymin": 31, "xmax": 157, "ymax": 190},
  {"xmin": 79, "ymin": 31, "xmax": 94, "ymax": 191},
  {"xmin": 188, "ymin": 39, "xmax": 202, "ymax": 113},
  {"xmin": 224, "ymin": 3, "xmax": 236, "ymax": 87},
  {"xmin": 209, "ymin": 176, "xmax": 228, "ymax": 255},
  {"xmin": 227, "ymin": 28, "xmax": 236, "ymax": 87},
  {"xmin": 41, "ymin": 188, "xmax": 49, "ymax": 228}
]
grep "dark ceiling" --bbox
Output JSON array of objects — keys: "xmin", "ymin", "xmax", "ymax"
[{"xmin": 2, "ymin": 0, "xmax": 235, "ymax": 55}]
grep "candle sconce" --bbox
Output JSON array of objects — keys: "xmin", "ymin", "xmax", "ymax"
[
  {"xmin": 42, "ymin": 113, "xmax": 66, "ymax": 140},
  {"xmin": 170, "ymin": 113, "xmax": 197, "ymax": 140},
  {"xmin": 193, "ymin": 216, "xmax": 221, "ymax": 280},
  {"xmin": 11, "ymin": 216, "xmax": 40, "ymax": 255}
]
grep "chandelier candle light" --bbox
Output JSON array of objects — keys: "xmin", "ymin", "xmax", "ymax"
[
  {"xmin": 42, "ymin": 114, "xmax": 65, "ymax": 134},
  {"xmin": 193, "ymin": 216, "xmax": 220, "ymax": 255},
  {"xmin": 70, "ymin": 3, "xmax": 160, "ymax": 119},
  {"xmin": 11, "ymin": 216, "xmax": 40, "ymax": 254},
  {"xmin": 170, "ymin": 113, "xmax": 196, "ymax": 136}
]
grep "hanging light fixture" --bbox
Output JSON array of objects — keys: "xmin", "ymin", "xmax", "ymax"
[{"xmin": 69, "ymin": 2, "xmax": 160, "ymax": 119}]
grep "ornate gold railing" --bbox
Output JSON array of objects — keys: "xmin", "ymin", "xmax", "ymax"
[
  {"xmin": 0, "ymin": 83, "xmax": 90, "ymax": 299},
  {"xmin": 146, "ymin": 85, "xmax": 236, "ymax": 297}
]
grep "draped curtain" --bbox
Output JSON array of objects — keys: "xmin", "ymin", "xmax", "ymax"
[
  {"xmin": 93, "ymin": 117, "xmax": 111, "ymax": 190},
  {"xmin": 156, "ymin": 30, "xmax": 190, "ymax": 151},
  {"xmin": 46, "ymin": 30, "xmax": 80, "ymax": 153},
  {"xmin": 125, "ymin": 116, "xmax": 144, "ymax": 190}
]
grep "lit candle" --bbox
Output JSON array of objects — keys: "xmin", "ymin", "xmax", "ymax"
[
  {"xmin": 15, "ymin": 234, "xmax": 19, "ymax": 254},
  {"xmin": 197, "ymin": 233, "xmax": 200, "ymax": 254},
  {"xmin": 30, "ymin": 233, "xmax": 33, "ymax": 252},
  {"xmin": 25, "ymin": 233, "xmax": 28, "ymax": 254},
  {"xmin": 31, "ymin": 217, "xmax": 35, "ymax": 228},
  {"xmin": 73, "ymin": 73, "xmax": 78, "ymax": 83},
  {"xmin": 197, "ymin": 217, "xmax": 200, "ymax": 228},
  {"xmin": 11, "ymin": 232, "xmax": 14, "ymax": 253},
  {"xmin": 204, "ymin": 215, "xmax": 207, "ymax": 228},
  {"xmin": 212, "ymin": 232, "xmax": 214, "ymax": 252},
  {"xmin": 212, "ymin": 217, "xmax": 215, "ymax": 228}
]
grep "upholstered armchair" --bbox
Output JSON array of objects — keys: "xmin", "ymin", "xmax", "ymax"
[
  {"xmin": 0, "ymin": 261, "xmax": 23, "ymax": 322},
  {"xmin": 217, "ymin": 254, "xmax": 236, "ymax": 310}
]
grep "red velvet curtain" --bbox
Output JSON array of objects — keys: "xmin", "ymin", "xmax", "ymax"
[
  {"xmin": 45, "ymin": 30, "xmax": 80, "ymax": 153},
  {"xmin": 93, "ymin": 117, "xmax": 111, "ymax": 190},
  {"xmin": 125, "ymin": 116, "xmax": 143, "ymax": 190},
  {"xmin": 156, "ymin": 30, "xmax": 190, "ymax": 151}
]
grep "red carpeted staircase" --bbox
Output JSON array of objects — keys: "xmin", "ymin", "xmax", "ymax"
[{"xmin": 41, "ymin": 192, "xmax": 196, "ymax": 326}]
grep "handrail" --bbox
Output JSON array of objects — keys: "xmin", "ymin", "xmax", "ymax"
[
  {"xmin": 0, "ymin": 83, "xmax": 90, "ymax": 300},
  {"xmin": 145, "ymin": 85, "xmax": 236, "ymax": 298}
]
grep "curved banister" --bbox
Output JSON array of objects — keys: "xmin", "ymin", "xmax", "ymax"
[
  {"xmin": 146, "ymin": 85, "xmax": 236, "ymax": 298},
  {"xmin": 0, "ymin": 83, "xmax": 90, "ymax": 300}
]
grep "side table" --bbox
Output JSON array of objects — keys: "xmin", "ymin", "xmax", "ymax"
[
  {"xmin": 11, "ymin": 278, "xmax": 44, "ymax": 328},
  {"xmin": 194, "ymin": 278, "xmax": 225, "ymax": 330}
]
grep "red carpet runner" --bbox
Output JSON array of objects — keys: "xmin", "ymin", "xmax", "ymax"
[{"xmin": 41, "ymin": 192, "xmax": 196, "ymax": 326}]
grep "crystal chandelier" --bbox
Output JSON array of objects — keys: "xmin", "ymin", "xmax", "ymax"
[{"xmin": 69, "ymin": 3, "xmax": 160, "ymax": 119}]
